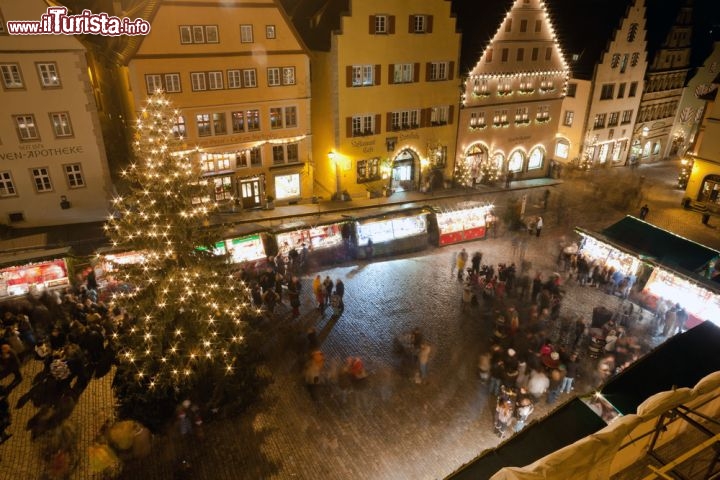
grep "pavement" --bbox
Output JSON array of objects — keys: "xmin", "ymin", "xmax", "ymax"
[{"xmin": 1, "ymin": 158, "xmax": 717, "ymax": 480}]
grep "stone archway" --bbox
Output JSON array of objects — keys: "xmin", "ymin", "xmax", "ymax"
[{"xmin": 391, "ymin": 148, "xmax": 417, "ymax": 191}]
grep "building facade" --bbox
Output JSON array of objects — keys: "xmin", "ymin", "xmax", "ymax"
[
  {"xmin": 631, "ymin": 0, "xmax": 693, "ymax": 163},
  {"xmin": 0, "ymin": 0, "xmax": 114, "ymax": 228},
  {"xmin": 456, "ymin": 0, "xmax": 568, "ymax": 185},
  {"xmin": 582, "ymin": 0, "xmax": 648, "ymax": 167},
  {"xmin": 114, "ymin": 0, "xmax": 312, "ymax": 209},
  {"xmin": 684, "ymin": 73, "xmax": 720, "ymax": 209},
  {"xmin": 284, "ymin": 0, "xmax": 460, "ymax": 199},
  {"xmin": 673, "ymin": 41, "xmax": 720, "ymax": 157}
]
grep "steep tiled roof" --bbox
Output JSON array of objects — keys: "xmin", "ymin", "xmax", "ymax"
[
  {"xmin": 451, "ymin": 0, "xmax": 514, "ymax": 75},
  {"xmin": 278, "ymin": 0, "xmax": 350, "ymax": 51},
  {"xmin": 550, "ymin": 0, "xmax": 634, "ymax": 80}
]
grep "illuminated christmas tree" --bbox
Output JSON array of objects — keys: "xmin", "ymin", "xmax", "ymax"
[
  {"xmin": 105, "ymin": 92, "xmax": 263, "ymax": 426},
  {"xmin": 454, "ymin": 157, "xmax": 473, "ymax": 187},
  {"xmin": 479, "ymin": 158, "xmax": 499, "ymax": 185}
]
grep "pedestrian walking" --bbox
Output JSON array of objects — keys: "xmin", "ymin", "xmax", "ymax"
[
  {"xmin": 543, "ymin": 189, "xmax": 551, "ymax": 210},
  {"xmin": 312, "ymin": 275, "xmax": 324, "ymax": 311},
  {"xmin": 639, "ymin": 204, "xmax": 649, "ymax": 220},
  {"xmin": 456, "ymin": 248, "xmax": 469, "ymax": 281},
  {"xmin": 0, "ymin": 343, "xmax": 22, "ymax": 391},
  {"xmin": 450, "ymin": 251, "xmax": 458, "ymax": 278},
  {"xmin": 417, "ymin": 342, "xmax": 432, "ymax": 383},
  {"xmin": 288, "ymin": 276, "xmax": 301, "ymax": 318},
  {"xmin": 535, "ymin": 216, "xmax": 543, "ymax": 237},
  {"xmin": 334, "ymin": 279, "xmax": 345, "ymax": 315},
  {"xmin": 323, "ymin": 276, "xmax": 334, "ymax": 307}
]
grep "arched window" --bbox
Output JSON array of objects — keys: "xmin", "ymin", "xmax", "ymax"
[
  {"xmin": 493, "ymin": 152, "xmax": 505, "ymax": 171},
  {"xmin": 465, "ymin": 143, "xmax": 488, "ymax": 180},
  {"xmin": 554, "ymin": 139, "xmax": 569, "ymax": 159},
  {"xmin": 528, "ymin": 147, "xmax": 544, "ymax": 169},
  {"xmin": 642, "ymin": 142, "xmax": 652, "ymax": 157},
  {"xmin": 508, "ymin": 150, "xmax": 524, "ymax": 172}
]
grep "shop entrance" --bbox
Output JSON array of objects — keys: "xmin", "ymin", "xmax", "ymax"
[
  {"xmin": 392, "ymin": 149, "xmax": 416, "ymax": 191},
  {"xmin": 239, "ymin": 178, "xmax": 261, "ymax": 209}
]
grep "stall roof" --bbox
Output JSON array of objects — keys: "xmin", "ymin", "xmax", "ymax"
[
  {"xmin": 598, "ymin": 216, "xmax": 720, "ymax": 273},
  {"xmin": 446, "ymin": 397, "xmax": 608, "ymax": 480},
  {"xmin": 0, "ymin": 246, "xmax": 73, "ymax": 268},
  {"xmin": 601, "ymin": 321, "xmax": 720, "ymax": 415}
]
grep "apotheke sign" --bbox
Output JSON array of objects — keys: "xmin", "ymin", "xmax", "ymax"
[{"xmin": 0, "ymin": 143, "xmax": 84, "ymax": 161}]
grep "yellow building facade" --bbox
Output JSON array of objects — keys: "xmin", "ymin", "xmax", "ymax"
[
  {"xmin": 115, "ymin": 0, "xmax": 312, "ymax": 208},
  {"xmin": 457, "ymin": 0, "xmax": 568, "ymax": 184},
  {"xmin": 684, "ymin": 80, "xmax": 720, "ymax": 210},
  {"xmin": 290, "ymin": 0, "xmax": 460, "ymax": 199},
  {"xmin": 0, "ymin": 0, "xmax": 114, "ymax": 227}
]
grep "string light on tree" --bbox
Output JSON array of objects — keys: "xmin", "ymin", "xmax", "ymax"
[{"xmin": 104, "ymin": 91, "xmax": 251, "ymax": 390}]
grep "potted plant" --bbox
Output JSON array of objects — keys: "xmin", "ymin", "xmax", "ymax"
[{"xmin": 265, "ymin": 194, "xmax": 275, "ymax": 210}]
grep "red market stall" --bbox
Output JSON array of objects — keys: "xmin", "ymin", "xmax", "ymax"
[
  {"xmin": 0, "ymin": 247, "xmax": 72, "ymax": 299},
  {"xmin": 434, "ymin": 202, "xmax": 493, "ymax": 246}
]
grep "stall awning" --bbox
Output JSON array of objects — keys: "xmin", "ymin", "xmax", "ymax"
[
  {"xmin": 599, "ymin": 216, "xmax": 720, "ymax": 273},
  {"xmin": 600, "ymin": 321, "xmax": 720, "ymax": 415},
  {"xmin": 0, "ymin": 246, "xmax": 73, "ymax": 268},
  {"xmin": 446, "ymin": 398, "xmax": 608, "ymax": 480}
]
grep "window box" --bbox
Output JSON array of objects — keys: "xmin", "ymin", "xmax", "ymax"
[
  {"xmin": 515, "ymin": 119, "xmax": 531, "ymax": 126},
  {"xmin": 536, "ymin": 117, "xmax": 551, "ymax": 124},
  {"xmin": 473, "ymin": 91, "xmax": 491, "ymax": 98},
  {"xmin": 497, "ymin": 90, "xmax": 513, "ymax": 97},
  {"xmin": 519, "ymin": 89, "xmax": 535, "ymax": 94},
  {"xmin": 469, "ymin": 124, "xmax": 487, "ymax": 131},
  {"xmin": 539, "ymin": 87, "xmax": 556, "ymax": 93}
]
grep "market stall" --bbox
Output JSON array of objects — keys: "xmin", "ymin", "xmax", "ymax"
[
  {"xmin": 217, "ymin": 233, "xmax": 269, "ymax": 263},
  {"xmin": 93, "ymin": 248, "xmax": 146, "ymax": 289},
  {"xmin": 576, "ymin": 216, "xmax": 720, "ymax": 328},
  {"xmin": 433, "ymin": 202, "xmax": 493, "ymax": 246},
  {"xmin": 0, "ymin": 247, "xmax": 73, "ymax": 299},
  {"xmin": 355, "ymin": 208, "xmax": 430, "ymax": 258},
  {"xmin": 272, "ymin": 220, "xmax": 349, "ymax": 267}
]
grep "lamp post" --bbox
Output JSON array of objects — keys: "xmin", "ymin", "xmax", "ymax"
[{"xmin": 329, "ymin": 151, "xmax": 339, "ymax": 200}]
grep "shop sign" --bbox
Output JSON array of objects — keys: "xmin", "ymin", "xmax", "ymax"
[{"xmin": 1, "ymin": 144, "xmax": 84, "ymax": 161}]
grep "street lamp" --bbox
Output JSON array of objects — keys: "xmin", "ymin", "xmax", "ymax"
[{"xmin": 329, "ymin": 151, "xmax": 340, "ymax": 199}]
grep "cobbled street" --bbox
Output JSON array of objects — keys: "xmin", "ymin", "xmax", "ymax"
[{"xmin": 1, "ymin": 160, "xmax": 717, "ymax": 480}]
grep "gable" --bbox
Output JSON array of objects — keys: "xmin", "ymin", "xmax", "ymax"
[{"xmin": 466, "ymin": 0, "xmax": 568, "ymax": 78}]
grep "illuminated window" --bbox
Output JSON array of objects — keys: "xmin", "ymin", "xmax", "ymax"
[
  {"xmin": 50, "ymin": 112, "xmax": 73, "ymax": 137},
  {"xmin": 37, "ymin": 62, "xmax": 60, "ymax": 87},
  {"xmin": 508, "ymin": 151, "xmax": 524, "ymax": 172},
  {"xmin": 14, "ymin": 114, "xmax": 39, "ymax": 141},
  {"xmin": 528, "ymin": 147, "xmax": 544, "ymax": 170},
  {"xmin": 240, "ymin": 24, "xmax": 253, "ymax": 43}
]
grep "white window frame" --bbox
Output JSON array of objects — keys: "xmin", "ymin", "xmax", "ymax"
[
  {"xmin": 246, "ymin": 109, "xmax": 260, "ymax": 131},
  {"xmin": 31, "ymin": 167, "xmax": 53, "ymax": 192},
  {"xmin": 172, "ymin": 115, "xmax": 186, "ymax": 138},
  {"xmin": 192, "ymin": 25, "xmax": 205, "ymax": 43},
  {"xmin": 191, "ymin": 72, "xmax": 207, "ymax": 91},
  {"xmin": 243, "ymin": 69, "xmax": 257, "ymax": 88},
  {"xmin": 227, "ymin": 70, "xmax": 242, "ymax": 89},
  {"xmin": 265, "ymin": 25, "xmax": 276, "ymax": 39},
  {"xmin": 352, "ymin": 114, "xmax": 375, "ymax": 136},
  {"xmin": 50, "ymin": 112, "xmax": 73, "ymax": 137},
  {"xmin": 429, "ymin": 61, "xmax": 448, "ymax": 81},
  {"xmin": 563, "ymin": 110, "xmax": 574, "ymax": 126},
  {"xmin": 205, "ymin": 25, "xmax": 219, "ymax": 43},
  {"xmin": 536, "ymin": 105, "xmax": 550, "ymax": 121},
  {"xmin": 393, "ymin": 63, "xmax": 413, "ymax": 83},
  {"xmin": 375, "ymin": 15, "xmax": 387, "ymax": 33},
  {"xmin": 64, "ymin": 163, "xmax": 85, "ymax": 188},
  {"xmin": 0, "ymin": 171, "xmax": 17, "ymax": 198},
  {"xmin": 14, "ymin": 114, "xmax": 39, "ymax": 141},
  {"xmin": 37, "ymin": 62, "xmax": 60, "ymax": 88},
  {"xmin": 145, "ymin": 74, "xmax": 162, "ymax": 94},
  {"xmin": 213, "ymin": 112, "xmax": 226, "ymax": 135},
  {"xmin": 267, "ymin": 67, "xmax": 281, "ymax": 86},
  {"xmin": 270, "ymin": 107, "xmax": 283, "ymax": 129},
  {"xmin": 430, "ymin": 105, "xmax": 449, "ymax": 125},
  {"xmin": 284, "ymin": 106, "xmax": 297, "ymax": 128},
  {"xmin": 240, "ymin": 24, "xmax": 254, "ymax": 43},
  {"xmin": 208, "ymin": 71, "xmax": 224, "ymax": 90},
  {"xmin": 180, "ymin": 25, "xmax": 192, "ymax": 44},
  {"xmin": 1, "ymin": 63, "xmax": 23, "ymax": 89},
  {"xmin": 282, "ymin": 67, "xmax": 296, "ymax": 85},
  {"xmin": 164, "ymin": 73, "xmax": 181, "ymax": 92},
  {"xmin": 196, "ymin": 113, "xmax": 212, "ymax": 137},
  {"xmin": 413, "ymin": 15, "xmax": 427, "ymax": 33},
  {"xmin": 515, "ymin": 107, "xmax": 529, "ymax": 123}
]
